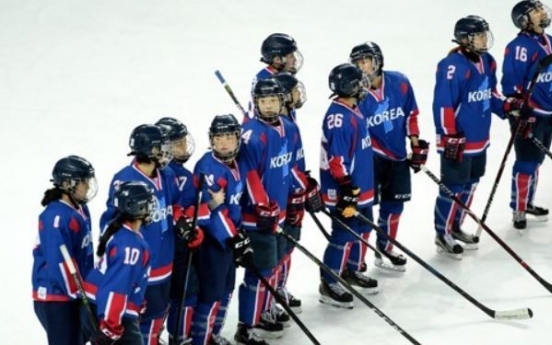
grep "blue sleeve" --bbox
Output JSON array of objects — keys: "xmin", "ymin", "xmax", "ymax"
[
  {"xmin": 99, "ymin": 175, "xmax": 119, "ymax": 233},
  {"xmin": 323, "ymin": 111, "xmax": 355, "ymax": 179},
  {"xmin": 433, "ymin": 58, "xmax": 462, "ymax": 135},
  {"xmin": 489, "ymin": 56, "xmax": 507, "ymax": 119},
  {"xmin": 501, "ymin": 39, "xmax": 532, "ymax": 96}
]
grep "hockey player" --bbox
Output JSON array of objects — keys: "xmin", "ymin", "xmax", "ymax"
[
  {"xmin": 155, "ymin": 117, "xmax": 200, "ymax": 344},
  {"xmin": 319, "ymin": 63, "xmax": 378, "ymax": 309},
  {"xmin": 185, "ymin": 114, "xmax": 251, "ymax": 345},
  {"xmin": 32, "ymin": 155, "xmax": 97, "ymax": 345},
  {"xmin": 247, "ymin": 33, "xmax": 304, "ymax": 121},
  {"xmin": 81, "ymin": 181, "xmax": 154, "ymax": 345},
  {"xmin": 350, "ymin": 41, "xmax": 428, "ymax": 272},
  {"xmin": 234, "ymin": 78, "xmax": 306, "ymax": 344},
  {"xmin": 99, "ymin": 124, "xmax": 201, "ymax": 345},
  {"xmin": 432, "ymin": 16, "xmax": 525, "ymax": 258},
  {"xmin": 271, "ymin": 72, "xmax": 320, "ymax": 315},
  {"xmin": 502, "ymin": 0, "xmax": 552, "ymax": 230}
]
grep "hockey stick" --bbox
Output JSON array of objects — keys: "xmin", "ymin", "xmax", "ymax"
[
  {"xmin": 170, "ymin": 174, "xmax": 205, "ymax": 345},
  {"xmin": 248, "ymin": 264, "xmax": 321, "ymax": 345},
  {"xmin": 59, "ymin": 244, "xmax": 98, "ymax": 331},
  {"xmin": 474, "ymin": 121, "xmax": 522, "ymax": 240},
  {"xmin": 308, "ymin": 211, "xmax": 331, "ymax": 241},
  {"xmin": 421, "ymin": 164, "xmax": 552, "ymax": 293},
  {"xmin": 529, "ymin": 133, "xmax": 552, "ymax": 160},
  {"xmin": 277, "ymin": 228, "xmax": 422, "ymax": 345},
  {"xmin": 476, "ymin": 54, "xmax": 552, "ymax": 240},
  {"xmin": 214, "ymin": 70, "xmax": 248, "ymax": 116},
  {"xmin": 330, "ymin": 210, "xmax": 532, "ymax": 320}
]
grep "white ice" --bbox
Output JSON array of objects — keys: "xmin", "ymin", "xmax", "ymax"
[{"xmin": 1, "ymin": 0, "xmax": 552, "ymax": 344}]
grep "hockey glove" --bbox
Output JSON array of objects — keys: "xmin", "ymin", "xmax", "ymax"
[
  {"xmin": 285, "ymin": 192, "xmax": 305, "ymax": 226},
  {"xmin": 443, "ymin": 134, "xmax": 466, "ymax": 162},
  {"xmin": 409, "ymin": 139, "xmax": 429, "ymax": 173},
  {"xmin": 230, "ymin": 231, "xmax": 254, "ymax": 268},
  {"xmin": 503, "ymin": 97, "xmax": 525, "ymax": 117},
  {"xmin": 90, "ymin": 321, "xmax": 121, "ymax": 345},
  {"xmin": 255, "ymin": 201, "xmax": 280, "ymax": 232},
  {"xmin": 304, "ymin": 175, "xmax": 324, "ymax": 213},
  {"xmin": 174, "ymin": 210, "xmax": 204, "ymax": 250},
  {"xmin": 336, "ymin": 177, "xmax": 360, "ymax": 218}
]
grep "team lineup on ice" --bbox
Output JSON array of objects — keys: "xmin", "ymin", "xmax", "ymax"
[{"xmin": 8, "ymin": 0, "xmax": 552, "ymax": 344}]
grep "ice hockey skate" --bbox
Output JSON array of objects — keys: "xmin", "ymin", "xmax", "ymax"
[
  {"xmin": 209, "ymin": 334, "xmax": 232, "ymax": 345},
  {"xmin": 277, "ymin": 287, "xmax": 302, "ymax": 314},
  {"xmin": 253, "ymin": 311, "xmax": 284, "ymax": 339},
  {"xmin": 234, "ymin": 323, "xmax": 270, "ymax": 345},
  {"xmin": 319, "ymin": 278, "xmax": 354, "ymax": 309},
  {"xmin": 451, "ymin": 224, "xmax": 478, "ymax": 250},
  {"xmin": 435, "ymin": 233, "xmax": 463, "ymax": 260},
  {"xmin": 341, "ymin": 269, "xmax": 379, "ymax": 295},
  {"xmin": 513, "ymin": 211, "xmax": 527, "ymax": 231},
  {"xmin": 526, "ymin": 204, "xmax": 549, "ymax": 222},
  {"xmin": 374, "ymin": 248, "xmax": 407, "ymax": 273},
  {"xmin": 270, "ymin": 305, "xmax": 290, "ymax": 328}
]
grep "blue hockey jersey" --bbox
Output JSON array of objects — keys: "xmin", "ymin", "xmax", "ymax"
[
  {"xmin": 433, "ymin": 49, "xmax": 506, "ymax": 156},
  {"xmin": 502, "ymin": 32, "xmax": 552, "ymax": 115},
  {"xmin": 99, "ymin": 162, "xmax": 180, "ymax": 285},
  {"xmin": 32, "ymin": 201, "xmax": 94, "ymax": 302},
  {"xmin": 239, "ymin": 116, "xmax": 306, "ymax": 230},
  {"xmin": 320, "ymin": 100, "xmax": 375, "ymax": 209},
  {"xmin": 359, "ymin": 71, "xmax": 420, "ymax": 160},
  {"xmin": 188, "ymin": 153, "xmax": 244, "ymax": 248},
  {"xmin": 84, "ymin": 225, "xmax": 150, "ymax": 328},
  {"xmin": 283, "ymin": 111, "xmax": 306, "ymax": 172}
]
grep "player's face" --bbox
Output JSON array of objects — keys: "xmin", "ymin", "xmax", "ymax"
[
  {"xmin": 212, "ymin": 133, "xmax": 238, "ymax": 156},
  {"xmin": 355, "ymin": 56, "xmax": 376, "ymax": 76},
  {"xmin": 171, "ymin": 137, "xmax": 188, "ymax": 160},
  {"xmin": 292, "ymin": 82, "xmax": 307, "ymax": 109},
  {"xmin": 283, "ymin": 51, "xmax": 304, "ymax": 74},
  {"xmin": 529, "ymin": 4, "xmax": 550, "ymax": 32},
  {"xmin": 257, "ymin": 95, "xmax": 281, "ymax": 116},
  {"xmin": 73, "ymin": 177, "xmax": 98, "ymax": 203},
  {"xmin": 471, "ymin": 31, "xmax": 493, "ymax": 53}
]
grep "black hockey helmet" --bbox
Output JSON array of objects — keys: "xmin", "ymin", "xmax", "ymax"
[
  {"xmin": 155, "ymin": 117, "xmax": 195, "ymax": 163},
  {"xmin": 328, "ymin": 63, "xmax": 369, "ymax": 100},
  {"xmin": 453, "ymin": 15, "xmax": 494, "ymax": 54},
  {"xmin": 155, "ymin": 117, "xmax": 188, "ymax": 141},
  {"xmin": 128, "ymin": 124, "xmax": 172, "ymax": 167},
  {"xmin": 52, "ymin": 155, "xmax": 98, "ymax": 203},
  {"xmin": 114, "ymin": 180, "xmax": 157, "ymax": 222},
  {"xmin": 272, "ymin": 72, "xmax": 307, "ymax": 110},
  {"xmin": 260, "ymin": 33, "xmax": 303, "ymax": 73},
  {"xmin": 209, "ymin": 114, "xmax": 241, "ymax": 162},
  {"xmin": 253, "ymin": 78, "xmax": 285, "ymax": 123},
  {"xmin": 349, "ymin": 41, "xmax": 384, "ymax": 78},
  {"xmin": 512, "ymin": 0, "xmax": 551, "ymax": 30}
]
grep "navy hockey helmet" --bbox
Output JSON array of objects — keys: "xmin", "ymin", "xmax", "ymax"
[
  {"xmin": 52, "ymin": 155, "xmax": 98, "ymax": 203},
  {"xmin": 128, "ymin": 124, "xmax": 172, "ymax": 166},
  {"xmin": 114, "ymin": 180, "xmax": 157, "ymax": 222},
  {"xmin": 272, "ymin": 72, "xmax": 307, "ymax": 109},
  {"xmin": 328, "ymin": 63, "xmax": 369, "ymax": 100},
  {"xmin": 209, "ymin": 114, "xmax": 241, "ymax": 162},
  {"xmin": 453, "ymin": 15, "xmax": 494, "ymax": 54},
  {"xmin": 253, "ymin": 78, "xmax": 285, "ymax": 123},
  {"xmin": 261, "ymin": 33, "xmax": 303, "ymax": 73},
  {"xmin": 349, "ymin": 41, "xmax": 384, "ymax": 79},
  {"xmin": 155, "ymin": 117, "xmax": 195, "ymax": 163},
  {"xmin": 512, "ymin": 0, "xmax": 551, "ymax": 30}
]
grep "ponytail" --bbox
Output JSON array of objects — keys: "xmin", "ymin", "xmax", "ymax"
[
  {"xmin": 97, "ymin": 214, "xmax": 126, "ymax": 257},
  {"xmin": 41, "ymin": 188, "xmax": 63, "ymax": 207}
]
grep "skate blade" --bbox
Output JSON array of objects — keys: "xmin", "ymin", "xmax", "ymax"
[
  {"xmin": 319, "ymin": 296, "xmax": 354, "ymax": 309},
  {"xmin": 528, "ymin": 214, "xmax": 548, "ymax": 222},
  {"xmin": 436, "ymin": 246, "xmax": 462, "ymax": 260},
  {"xmin": 253, "ymin": 328, "xmax": 284, "ymax": 339},
  {"xmin": 460, "ymin": 243, "xmax": 479, "ymax": 250},
  {"xmin": 374, "ymin": 258, "xmax": 406, "ymax": 273},
  {"xmin": 289, "ymin": 306, "xmax": 302, "ymax": 314},
  {"xmin": 355, "ymin": 286, "xmax": 380, "ymax": 295}
]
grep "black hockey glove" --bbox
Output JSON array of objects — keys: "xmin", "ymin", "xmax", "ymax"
[
  {"xmin": 304, "ymin": 175, "xmax": 324, "ymax": 213},
  {"xmin": 230, "ymin": 231, "xmax": 254, "ymax": 268},
  {"xmin": 503, "ymin": 97, "xmax": 525, "ymax": 116},
  {"xmin": 336, "ymin": 176, "xmax": 360, "ymax": 218},
  {"xmin": 409, "ymin": 139, "xmax": 429, "ymax": 173},
  {"xmin": 174, "ymin": 211, "xmax": 204, "ymax": 250},
  {"xmin": 90, "ymin": 330, "xmax": 116, "ymax": 345},
  {"xmin": 285, "ymin": 192, "xmax": 305, "ymax": 226},
  {"xmin": 442, "ymin": 134, "xmax": 466, "ymax": 162},
  {"xmin": 255, "ymin": 201, "xmax": 280, "ymax": 233}
]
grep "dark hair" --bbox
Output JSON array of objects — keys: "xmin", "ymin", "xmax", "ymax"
[
  {"xmin": 41, "ymin": 187, "xmax": 63, "ymax": 206},
  {"xmin": 97, "ymin": 215, "xmax": 127, "ymax": 256}
]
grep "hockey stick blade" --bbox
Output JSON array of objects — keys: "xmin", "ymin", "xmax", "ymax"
[{"xmin": 493, "ymin": 308, "xmax": 533, "ymax": 320}]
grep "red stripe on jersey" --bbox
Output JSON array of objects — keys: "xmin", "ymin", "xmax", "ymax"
[
  {"xmin": 246, "ymin": 170, "xmax": 269, "ymax": 206},
  {"xmin": 440, "ymin": 107, "xmax": 456, "ymax": 135},
  {"xmin": 149, "ymin": 262, "xmax": 173, "ymax": 282},
  {"xmin": 103, "ymin": 292, "xmax": 127, "ymax": 336},
  {"xmin": 59, "ymin": 260, "xmax": 78, "ymax": 298},
  {"xmin": 328, "ymin": 156, "xmax": 348, "ymax": 180},
  {"xmin": 407, "ymin": 109, "xmax": 420, "ymax": 137},
  {"xmin": 219, "ymin": 209, "xmax": 238, "ymax": 238},
  {"xmin": 32, "ymin": 291, "xmax": 70, "ymax": 302}
]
